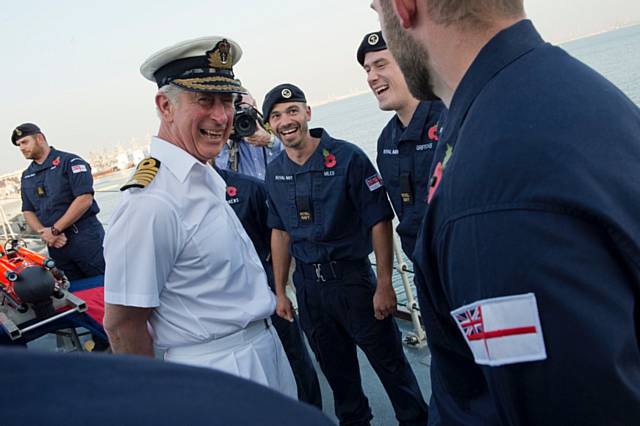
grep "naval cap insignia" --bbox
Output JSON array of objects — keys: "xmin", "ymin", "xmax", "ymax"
[
  {"xmin": 368, "ymin": 33, "xmax": 379, "ymax": 46},
  {"xmin": 281, "ymin": 88, "xmax": 292, "ymax": 99},
  {"xmin": 207, "ymin": 39, "xmax": 233, "ymax": 70}
]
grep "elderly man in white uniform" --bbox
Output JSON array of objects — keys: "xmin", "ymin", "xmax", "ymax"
[{"xmin": 103, "ymin": 36, "xmax": 296, "ymax": 398}]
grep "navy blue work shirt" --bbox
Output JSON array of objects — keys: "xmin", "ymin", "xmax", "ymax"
[
  {"xmin": 376, "ymin": 100, "xmax": 444, "ymax": 257},
  {"xmin": 216, "ymin": 167, "xmax": 270, "ymax": 265},
  {"xmin": 414, "ymin": 19, "xmax": 640, "ymax": 425},
  {"xmin": 20, "ymin": 147, "xmax": 99, "ymax": 226},
  {"xmin": 266, "ymin": 128, "xmax": 394, "ymax": 264}
]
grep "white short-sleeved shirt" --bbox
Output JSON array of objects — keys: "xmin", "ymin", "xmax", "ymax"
[{"xmin": 104, "ymin": 137, "xmax": 275, "ymax": 348}]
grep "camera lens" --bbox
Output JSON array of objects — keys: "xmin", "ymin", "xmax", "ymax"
[
  {"xmin": 233, "ymin": 103, "xmax": 263, "ymax": 138},
  {"xmin": 234, "ymin": 112, "xmax": 257, "ymax": 137}
]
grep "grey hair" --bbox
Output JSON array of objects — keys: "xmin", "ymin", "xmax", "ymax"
[
  {"xmin": 155, "ymin": 84, "xmax": 240, "ymax": 118},
  {"xmin": 155, "ymin": 84, "xmax": 185, "ymax": 118}
]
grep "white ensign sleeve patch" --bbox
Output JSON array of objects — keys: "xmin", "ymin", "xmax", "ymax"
[
  {"xmin": 450, "ymin": 293, "xmax": 547, "ymax": 367},
  {"xmin": 71, "ymin": 164, "xmax": 88, "ymax": 174},
  {"xmin": 365, "ymin": 173, "xmax": 383, "ymax": 191}
]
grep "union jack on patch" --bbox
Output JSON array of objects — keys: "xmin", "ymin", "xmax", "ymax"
[
  {"xmin": 365, "ymin": 173, "xmax": 383, "ymax": 191},
  {"xmin": 454, "ymin": 306, "xmax": 484, "ymax": 341},
  {"xmin": 450, "ymin": 293, "xmax": 547, "ymax": 367}
]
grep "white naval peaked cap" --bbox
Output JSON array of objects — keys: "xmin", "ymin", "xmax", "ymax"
[{"xmin": 140, "ymin": 36, "xmax": 246, "ymax": 94}]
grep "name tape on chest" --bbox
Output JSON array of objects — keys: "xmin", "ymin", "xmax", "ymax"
[
  {"xmin": 450, "ymin": 293, "xmax": 547, "ymax": 367},
  {"xmin": 121, "ymin": 157, "xmax": 161, "ymax": 191},
  {"xmin": 416, "ymin": 143, "xmax": 434, "ymax": 151},
  {"xmin": 71, "ymin": 164, "xmax": 88, "ymax": 174},
  {"xmin": 274, "ymin": 175, "xmax": 294, "ymax": 181},
  {"xmin": 365, "ymin": 173, "xmax": 383, "ymax": 191}
]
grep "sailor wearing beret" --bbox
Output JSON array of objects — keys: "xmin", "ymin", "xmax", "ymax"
[
  {"xmin": 103, "ymin": 36, "xmax": 296, "ymax": 398},
  {"xmin": 264, "ymin": 83, "xmax": 429, "ymax": 425},
  {"xmin": 357, "ymin": 31, "xmax": 444, "ymax": 267},
  {"xmin": 12, "ymin": 123, "xmax": 106, "ymax": 281}
]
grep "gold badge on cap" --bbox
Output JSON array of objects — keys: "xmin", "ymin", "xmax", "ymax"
[
  {"xmin": 15, "ymin": 128, "xmax": 22, "ymax": 136},
  {"xmin": 207, "ymin": 39, "xmax": 233, "ymax": 70},
  {"xmin": 368, "ymin": 33, "xmax": 379, "ymax": 46},
  {"xmin": 282, "ymin": 88, "xmax": 292, "ymax": 99}
]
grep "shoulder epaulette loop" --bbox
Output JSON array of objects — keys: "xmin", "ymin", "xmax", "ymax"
[{"xmin": 120, "ymin": 157, "xmax": 161, "ymax": 191}]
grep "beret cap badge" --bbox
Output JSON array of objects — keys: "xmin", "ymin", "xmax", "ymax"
[
  {"xmin": 368, "ymin": 33, "xmax": 379, "ymax": 45},
  {"xmin": 15, "ymin": 128, "xmax": 22, "ymax": 136},
  {"xmin": 281, "ymin": 88, "xmax": 292, "ymax": 99}
]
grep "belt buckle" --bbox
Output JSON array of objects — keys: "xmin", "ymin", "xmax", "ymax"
[{"xmin": 313, "ymin": 264, "xmax": 326, "ymax": 282}]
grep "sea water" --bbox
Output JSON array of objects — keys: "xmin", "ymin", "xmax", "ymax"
[{"xmin": 94, "ymin": 24, "xmax": 640, "ymax": 224}]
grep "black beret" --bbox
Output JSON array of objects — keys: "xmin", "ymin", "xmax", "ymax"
[
  {"xmin": 11, "ymin": 123, "xmax": 42, "ymax": 146},
  {"xmin": 357, "ymin": 31, "xmax": 387, "ymax": 66},
  {"xmin": 262, "ymin": 83, "xmax": 307, "ymax": 122}
]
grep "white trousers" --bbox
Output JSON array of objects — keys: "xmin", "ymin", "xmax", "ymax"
[{"xmin": 164, "ymin": 320, "xmax": 297, "ymax": 399}]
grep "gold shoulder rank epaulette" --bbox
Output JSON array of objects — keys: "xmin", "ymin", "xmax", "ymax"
[{"xmin": 120, "ymin": 157, "xmax": 161, "ymax": 191}]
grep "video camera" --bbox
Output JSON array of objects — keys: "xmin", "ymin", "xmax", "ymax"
[{"xmin": 233, "ymin": 98, "xmax": 265, "ymax": 138}]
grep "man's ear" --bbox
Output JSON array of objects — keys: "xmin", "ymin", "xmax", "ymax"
[
  {"xmin": 393, "ymin": 0, "xmax": 418, "ymax": 29},
  {"xmin": 156, "ymin": 92, "xmax": 173, "ymax": 121},
  {"xmin": 35, "ymin": 133, "xmax": 46, "ymax": 146}
]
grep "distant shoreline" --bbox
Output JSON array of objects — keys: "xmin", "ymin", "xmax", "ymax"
[{"xmin": 311, "ymin": 90, "xmax": 370, "ymax": 109}]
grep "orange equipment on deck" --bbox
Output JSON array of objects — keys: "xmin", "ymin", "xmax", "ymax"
[{"xmin": 0, "ymin": 239, "xmax": 87, "ymax": 340}]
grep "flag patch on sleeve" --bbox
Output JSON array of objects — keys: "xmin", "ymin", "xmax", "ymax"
[
  {"xmin": 450, "ymin": 293, "xmax": 546, "ymax": 367},
  {"xmin": 365, "ymin": 173, "xmax": 383, "ymax": 191},
  {"xmin": 71, "ymin": 164, "xmax": 88, "ymax": 174}
]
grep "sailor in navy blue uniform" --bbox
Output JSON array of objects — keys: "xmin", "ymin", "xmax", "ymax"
[
  {"xmin": 264, "ymin": 83, "xmax": 429, "ymax": 426},
  {"xmin": 358, "ymin": 31, "xmax": 444, "ymax": 259},
  {"xmin": 215, "ymin": 166, "xmax": 322, "ymax": 408},
  {"xmin": 13, "ymin": 123, "xmax": 105, "ymax": 281},
  {"xmin": 373, "ymin": 1, "xmax": 640, "ymax": 424}
]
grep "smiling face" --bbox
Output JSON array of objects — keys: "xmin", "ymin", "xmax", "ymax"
[
  {"xmin": 267, "ymin": 101, "xmax": 311, "ymax": 150},
  {"xmin": 157, "ymin": 88, "xmax": 234, "ymax": 162},
  {"xmin": 363, "ymin": 48, "xmax": 415, "ymax": 112}
]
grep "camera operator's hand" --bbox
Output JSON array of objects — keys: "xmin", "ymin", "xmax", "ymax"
[{"xmin": 245, "ymin": 126, "xmax": 274, "ymax": 147}]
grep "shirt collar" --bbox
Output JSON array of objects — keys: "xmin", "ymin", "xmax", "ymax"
[
  {"xmin": 284, "ymin": 128, "xmax": 333, "ymax": 172},
  {"xmin": 150, "ymin": 137, "xmax": 207, "ymax": 183},
  {"xmin": 443, "ymin": 19, "xmax": 545, "ymax": 139},
  {"xmin": 30, "ymin": 147, "xmax": 59, "ymax": 171},
  {"xmin": 308, "ymin": 128, "xmax": 334, "ymax": 171},
  {"xmin": 398, "ymin": 101, "xmax": 432, "ymax": 143}
]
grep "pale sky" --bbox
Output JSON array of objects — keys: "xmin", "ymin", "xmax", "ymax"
[{"xmin": 2, "ymin": 0, "xmax": 639, "ymax": 175}]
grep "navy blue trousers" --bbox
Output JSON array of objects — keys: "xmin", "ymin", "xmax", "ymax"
[
  {"xmin": 271, "ymin": 313, "xmax": 323, "ymax": 408},
  {"xmin": 264, "ymin": 263, "xmax": 322, "ymax": 408},
  {"xmin": 48, "ymin": 216, "xmax": 105, "ymax": 281},
  {"xmin": 294, "ymin": 261, "xmax": 429, "ymax": 426}
]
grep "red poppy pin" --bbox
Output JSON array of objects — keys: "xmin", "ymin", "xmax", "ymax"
[
  {"xmin": 52, "ymin": 157, "xmax": 61, "ymax": 167},
  {"xmin": 428, "ymin": 125, "xmax": 439, "ymax": 142},
  {"xmin": 226, "ymin": 186, "xmax": 238, "ymax": 197},
  {"xmin": 427, "ymin": 144, "xmax": 452, "ymax": 203},
  {"xmin": 322, "ymin": 149, "xmax": 336, "ymax": 168}
]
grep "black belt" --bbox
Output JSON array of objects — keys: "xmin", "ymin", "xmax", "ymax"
[{"xmin": 297, "ymin": 258, "xmax": 370, "ymax": 282}]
